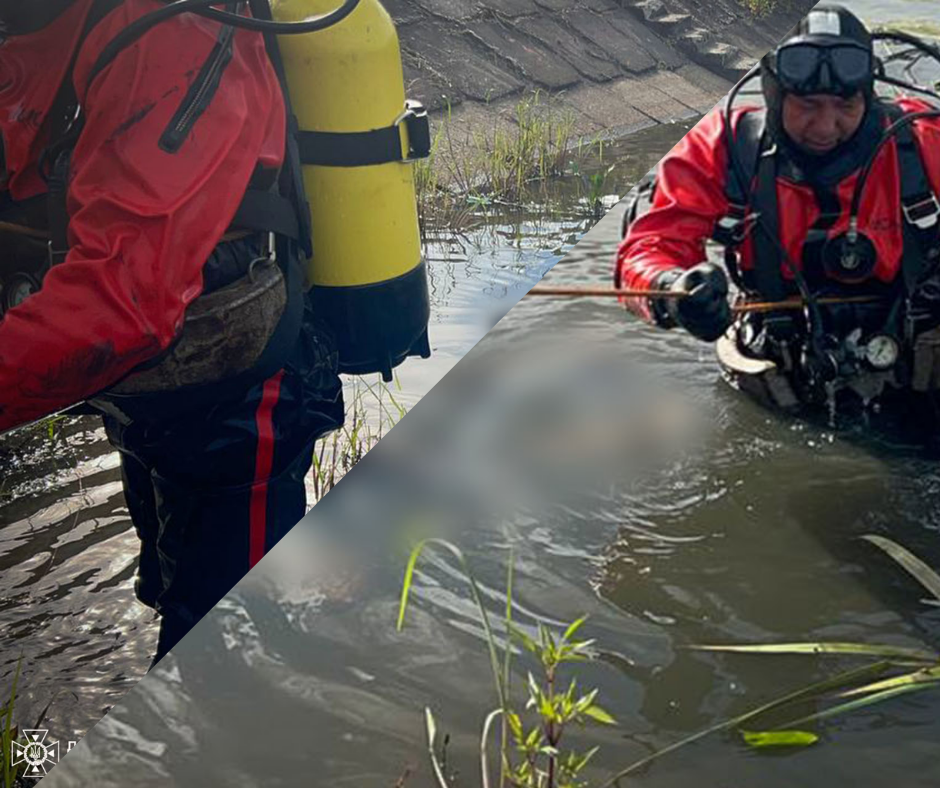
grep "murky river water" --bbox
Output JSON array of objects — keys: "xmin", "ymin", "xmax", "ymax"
[
  {"xmin": 0, "ymin": 113, "xmax": 695, "ymax": 751},
  {"xmin": 9, "ymin": 1, "xmax": 940, "ymax": 785}
]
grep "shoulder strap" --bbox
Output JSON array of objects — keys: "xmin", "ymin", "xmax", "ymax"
[
  {"xmin": 883, "ymin": 104, "xmax": 940, "ymax": 294},
  {"xmin": 725, "ymin": 109, "xmax": 765, "ymax": 211},
  {"xmin": 43, "ymin": 0, "xmax": 124, "ymax": 263},
  {"xmin": 716, "ymin": 109, "xmax": 789, "ymax": 299}
]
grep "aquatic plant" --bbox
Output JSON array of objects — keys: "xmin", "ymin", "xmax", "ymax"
[
  {"xmin": 311, "ymin": 375, "xmax": 407, "ymax": 501},
  {"xmin": 397, "ymin": 535, "xmax": 940, "ymax": 787},
  {"xmin": 398, "ymin": 540, "xmax": 616, "ymax": 788},
  {"xmin": 414, "ymin": 91, "xmax": 613, "ymax": 236},
  {"xmin": 600, "ymin": 536, "xmax": 940, "ymax": 786}
]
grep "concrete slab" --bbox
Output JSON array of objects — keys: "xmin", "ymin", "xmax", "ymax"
[
  {"xmin": 412, "ymin": 0, "xmax": 480, "ymax": 22},
  {"xmin": 534, "ymin": 0, "xmax": 618, "ymax": 14},
  {"xmin": 402, "ymin": 48, "xmax": 462, "ymax": 112},
  {"xmin": 561, "ymin": 82, "xmax": 656, "ymax": 138},
  {"xmin": 381, "ymin": 0, "xmax": 425, "ymax": 26},
  {"xmin": 476, "ymin": 0, "xmax": 540, "ymax": 17},
  {"xmin": 466, "ymin": 19, "xmax": 581, "ymax": 90},
  {"xmin": 401, "ymin": 21, "xmax": 525, "ymax": 103},
  {"xmin": 566, "ymin": 9, "xmax": 656, "ymax": 74},
  {"xmin": 602, "ymin": 8, "xmax": 686, "ymax": 70},
  {"xmin": 643, "ymin": 69, "xmax": 727, "ymax": 113},
  {"xmin": 674, "ymin": 62, "xmax": 735, "ymax": 103},
  {"xmin": 608, "ymin": 74, "xmax": 695, "ymax": 122},
  {"xmin": 516, "ymin": 16, "xmax": 622, "ymax": 82}
]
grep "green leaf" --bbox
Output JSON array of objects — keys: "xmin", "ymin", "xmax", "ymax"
[
  {"xmin": 562, "ymin": 616, "xmax": 588, "ymax": 644},
  {"xmin": 397, "ymin": 540, "xmax": 430, "ymax": 631},
  {"xmin": 781, "ymin": 681, "xmax": 940, "ymax": 729},
  {"xmin": 510, "ymin": 623, "xmax": 539, "ymax": 656},
  {"xmin": 582, "ymin": 705, "xmax": 617, "ymax": 725},
  {"xmin": 862, "ymin": 535, "xmax": 940, "ymax": 604},
  {"xmin": 741, "ymin": 730, "xmax": 819, "ymax": 748},
  {"xmin": 837, "ymin": 665, "xmax": 940, "ymax": 699},
  {"xmin": 539, "ymin": 692, "xmax": 555, "ymax": 721},
  {"xmin": 599, "ymin": 661, "xmax": 891, "ymax": 788},
  {"xmin": 507, "ymin": 711, "xmax": 524, "ymax": 741},
  {"xmin": 688, "ymin": 641, "xmax": 938, "ymax": 662}
]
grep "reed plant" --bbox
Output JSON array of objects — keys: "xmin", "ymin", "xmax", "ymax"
[
  {"xmin": 311, "ymin": 375, "xmax": 408, "ymax": 501},
  {"xmin": 396, "ymin": 535, "xmax": 940, "ymax": 787},
  {"xmin": 398, "ymin": 541, "xmax": 616, "ymax": 788}
]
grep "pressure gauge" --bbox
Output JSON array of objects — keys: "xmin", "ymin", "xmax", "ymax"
[{"xmin": 864, "ymin": 334, "xmax": 900, "ymax": 370}]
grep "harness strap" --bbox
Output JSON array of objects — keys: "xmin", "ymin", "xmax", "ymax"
[
  {"xmin": 887, "ymin": 106, "xmax": 940, "ymax": 294},
  {"xmin": 296, "ymin": 102, "xmax": 431, "ymax": 168},
  {"xmin": 716, "ymin": 109, "xmax": 790, "ymax": 300},
  {"xmin": 43, "ymin": 0, "xmax": 124, "ymax": 265}
]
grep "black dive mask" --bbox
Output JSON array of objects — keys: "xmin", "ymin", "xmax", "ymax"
[{"xmin": 776, "ymin": 40, "xmax": 873, "ymax": 98}]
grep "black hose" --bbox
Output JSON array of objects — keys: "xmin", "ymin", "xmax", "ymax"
[
  {"xmin": 722, "ymin": 64, "xmax": 828, "ymax": 356},
  {"xmin": 86, "ymin": 0, "xmax": 360, "ymax": 91},
  {"xmin": 849, "ymin": 109, "xmax": 940, "ymax": 219},
  {"xmin": 873, "ymin": 30, "xmax": 940, "ymax": 69},
  {"xmin": 722, "ymin": 65, "xmax": 820, "ymax": 311},
  {"xmin": 185, "ymin": 0, "xmax": 360, "ymax": 32}
]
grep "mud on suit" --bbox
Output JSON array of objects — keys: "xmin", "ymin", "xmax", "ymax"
[
  {"xmin": 0, "ymin": 0, "xmax": 344, "ymax": 663},
  {"xmin": 615, "ymin": 99, "xmax": 940, "ymax": 410}
]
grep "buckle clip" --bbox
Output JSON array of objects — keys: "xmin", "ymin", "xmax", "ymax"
[
  {"xmin": 903, "ymin": 193, "xmax": 940, "ymax": 230},
  {"xmin": 396, "ymin": 100, "xmax": 431, "ymax": 162},
  {"xmin": 713, "ymin": 206, "xmax": 760, "ymax": 246},
  {"xmin": 47, "ymin": 240, "xmax": 68, "ymax": 267}
]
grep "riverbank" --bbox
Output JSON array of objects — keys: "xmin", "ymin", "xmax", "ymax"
[{"xmin": 391, "ymin": 0, "xmax": 814, "ymax": 180}]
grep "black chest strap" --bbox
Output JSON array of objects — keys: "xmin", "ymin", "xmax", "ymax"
[
  {"xmin": 886, "ymin": 106, "xmax": 940, "ymax": 295},
  {"xmin": 719, "ymin": 104, "xmax": 940, "ymax": 303},
  {"xmin": 43, "ymin": 0, "xmax": 124, "ymax": 265},
  {"xmin": 715, "ymin": 109, "xmax": 789, "ymax": 300}
]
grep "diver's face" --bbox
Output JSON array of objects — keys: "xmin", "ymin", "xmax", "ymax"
[{"xmin": 782, "ymin": 92, "xmax": 866, "ymax": 155}]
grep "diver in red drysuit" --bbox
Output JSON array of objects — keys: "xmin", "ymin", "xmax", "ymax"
[
  {"xmin": 0, "ymin": 0, "xmax": 344, "ymax": 665},
  {"xmin": 616, "ymin": 5, "xmax": 940, "ymax": 349}
]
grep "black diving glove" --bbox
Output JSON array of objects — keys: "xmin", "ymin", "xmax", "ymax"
[{"xmin": 653, "ymin": 263, "xmax": 732, "ymax": 342}]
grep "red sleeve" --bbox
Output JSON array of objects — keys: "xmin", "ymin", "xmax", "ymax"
[
  {"xmin": 0, "ymin": 1, "xmax": 285, "ymax": 431},
  {"xmin": 614, "ymin": 106, "xmax": 735, "ymax": 320}
]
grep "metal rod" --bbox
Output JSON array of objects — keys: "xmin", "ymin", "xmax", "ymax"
[
  {"xmin": 524, "ymin": 285, "xmax": 883, "ymax": 313},
  {"xmin": 0, "ymin": 221, "xmax": 49, "ymax": 240}
]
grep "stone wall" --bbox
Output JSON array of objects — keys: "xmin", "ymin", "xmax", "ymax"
[{"xmin": 386, "ymin": 0, "xmax": 813, "ymax": 149}]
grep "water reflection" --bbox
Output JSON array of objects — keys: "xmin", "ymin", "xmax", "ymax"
[
  {"xmin": 0, "ymin": 122, "xmax": 694, "ymax": 753},
  {"xmin": 42, "ymin": 199, "xmax": 940, "ymax": 788}
]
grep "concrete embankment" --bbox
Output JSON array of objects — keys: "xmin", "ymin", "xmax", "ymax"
[{"xmin": 386, "ymin": 0, "xmax": 813, "ymax": 162}]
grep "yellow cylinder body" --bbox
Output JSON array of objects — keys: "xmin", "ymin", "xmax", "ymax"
[{"xmin": 270, "ymin": 0, "xmax": 430, "ymax": 379}]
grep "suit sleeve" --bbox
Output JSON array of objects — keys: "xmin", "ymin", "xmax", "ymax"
[
  {"xmin": 614, "ymin": 107, "xmax": 734, "ymax": 320},
  {"xmin": 0, "ymin": 8, "xmax": 285, "ymax": 431}
]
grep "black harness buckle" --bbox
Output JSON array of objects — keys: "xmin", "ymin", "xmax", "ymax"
[
  {"xmin": 713, "ymin": 203, "xmax": 760, "ymax": 247},
  {"xmin": 398, "ymin": 100, "xmax": 431, "ymax": 161},
  {"xmin": 902, "ymin": 193, "xmax": 940, "ymax": 231}
]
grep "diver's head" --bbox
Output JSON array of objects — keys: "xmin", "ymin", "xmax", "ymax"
[
  {"xmin": 761, "ymin": 5, "xmax": 875, "ymax": 158},
  {"xmin": 0, "ymin": 0, "xmax": 78, "ymax": 37}
]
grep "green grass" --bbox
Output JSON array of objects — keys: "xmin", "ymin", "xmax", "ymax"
[
  {"xmin": 398, "ymin": 541, "xmax": 616, "ymax": 788},
  {"xmin": 311, "ymin": 375, "xmax": 407, "ymax": 501},
  {"xmin": 396, "ymin": 535, "xmax": 940, "ymax": 787},
  {"xmin": 415, "ymin": 91, "xmax": 609, "ymax": 237}
]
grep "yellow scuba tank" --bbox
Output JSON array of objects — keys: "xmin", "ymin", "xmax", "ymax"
[{"xmin": 270, "ymin": 0, "xmax": 431, "ymax": 381}]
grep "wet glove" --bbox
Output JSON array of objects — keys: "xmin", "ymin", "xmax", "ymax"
[{"xmin": 653, "ymin": 263, "xmax": 732, "ymax": 342}]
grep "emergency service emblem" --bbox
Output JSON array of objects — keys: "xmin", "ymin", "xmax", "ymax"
[{"xmin": 11, "ymin": 729, "xmax": 59, "ymax": 776}]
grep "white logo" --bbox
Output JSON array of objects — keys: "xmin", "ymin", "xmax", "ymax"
[{"xmin": 11, "ymin": 729, "xmax": 60, "ymax": 776}]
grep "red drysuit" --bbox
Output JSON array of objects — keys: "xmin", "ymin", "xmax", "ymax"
[{"xmin": 0, "ymin": 0, "xmax": 285, "ymax": 430}]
